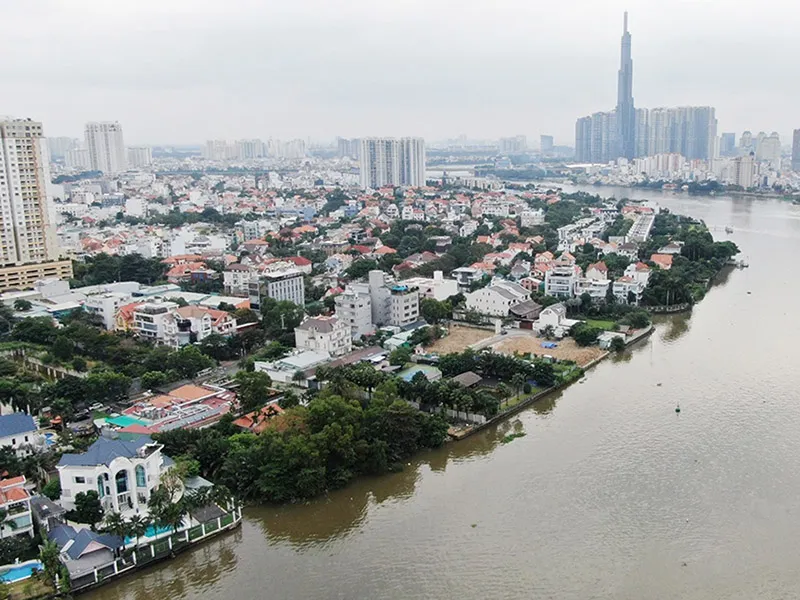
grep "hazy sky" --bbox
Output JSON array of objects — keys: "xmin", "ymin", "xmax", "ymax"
[{"xmin": 2, "ymin": 0, "xmax": 797, "ymax": 146}]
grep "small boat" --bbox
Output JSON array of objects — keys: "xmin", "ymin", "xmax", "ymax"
[
  {"xmin": 675, "ymin": 404, "xmax": 681, "ymax": 414},
  {"xmin": 725, "ymin": 226, "xmax": 734, "ymax": 234}
]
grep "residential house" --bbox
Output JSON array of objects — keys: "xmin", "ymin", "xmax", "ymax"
[
  {"xmin": 294, "ymin": 316, "xmax": 352, "ymax": 357},
  {"xmin": 585, "ymin": 262, "xmax": 609, "ymax": 281},
  {"xmin": 657, "ymin": 241, "xmax": 684, "ymax": 255},
  {"xmin": 533, "ymin": 303, "xmax": 580, "ymax": 337},
  {"xmin": 617, "ymin": 242, "xmax": 639, "ymax": 260},
  {"xmin": 574, "ymin": 278, "xmax": 611, "ymax": 301},
  {"xmin": 650, "ymin": 254, "xmax": 673, "ymax": 270},
  {"xmin": 57, "ymin": 436, "xmax": 171, "ymax": 516},
  {"xmin": 465, "ymin": 279, "xmax": 530, "ymax": 317},
  {"xmin": 334, "ymin": 287, "xmax": 373, "ymax": 339},
  {"xmin": 0, "ymin": 476, "xmax": 33, "ymax": 538},
  {"xmin": 254, "ymin": 350, "xmax": 331, "ymax": 387},
  {"xmin": 48, "ymin": 524, "xmax": 123, "ymax": 580},
  {"xmin": 223, "ymin": 264, "xmax": 253, "ymax": 296},
  {"xmin": 232, "ymin": 404, "xmax": 283, "ymax": 435},
  {"xmin": 0, "ymin": 414, "xmax": 39, "ymax": 457},
  {"xmin": 544, "ymin": 262, "xmax": 582, "ymax": 298}
]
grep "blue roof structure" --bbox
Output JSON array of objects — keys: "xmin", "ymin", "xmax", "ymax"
[
  {"xmin": 0, "ymin": 413, "xmax": 36, "ymax": 439},
  {"xmin": 57, "ymin": 436, "xmax": 154, "ymax": 468},
  {"xmin": 48, "ymin": 524, "xmax": 122, "ymax": 559}
]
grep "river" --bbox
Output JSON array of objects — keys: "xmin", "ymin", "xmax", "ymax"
[{"xmin": 85, "ymin": 187, "xmax": 800, "ymax": 599}]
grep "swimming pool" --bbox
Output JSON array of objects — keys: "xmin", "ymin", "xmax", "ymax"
[
  {"xmin": 0, "ymin": 560, "xmax": 43, "ymax": 583},
  {"xmin": 124, "ymin": 524, "xmax": 173, "ymax": 544},
  {"xmin": 44, "ymin": 432, "xmax": 56, "ymax": 446}
]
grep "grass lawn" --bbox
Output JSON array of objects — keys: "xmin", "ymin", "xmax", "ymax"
[
  {"xmin": 8, "ymin": 577, "xmax": 54, "ymax": 600},
  {"xmin": 501, "ymin": 387, "xmax": 544, "ymax": 410},
  {"xmin": 585, "ymin": 319, "xmax": 616, "ymax": 331}
]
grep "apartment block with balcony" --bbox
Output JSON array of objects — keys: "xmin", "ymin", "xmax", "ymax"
[
  {"xmin": 294, "ymin": 316, "xmax": 352, "ymax": 357},
  {"xmin": 0, "ymin": 476, "xmax": 33, "ymax": 538}
]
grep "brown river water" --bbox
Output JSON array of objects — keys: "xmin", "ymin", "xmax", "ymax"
[{"xmin": 84, "ymin": 187, "xmax": 800, "ymax": 599}]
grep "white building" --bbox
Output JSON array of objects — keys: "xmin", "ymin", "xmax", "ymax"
[
  {"xmin": 359, "ymin": 137, "xmax": 425, "ymax": 188},
  {"xmin": 223, "ymin": 264, "xmax": 254, "ymax": 296},
  {"xmin": 355, "ymin": 270, "xmax": 420, "ymax": 328},
  {"xmin": 294, "ymin": 316, "xmax": 352, "ymax": 357},
  {"xmin": 389, "ymin": 284, "xmax": 420, "ymax": 327},
  {"xmin": 84, "ymin": 292, "xmax": 134, "ymax": 330},
  {"xmin": 544, "ymin": 263, "xmax": 582, "ymax": 298},
  {"xmin": 132, "ymin": 301, "xmax": 180, "ymax": 343},
  {"xmin": 520, "ymin": 209, "xmax": 545, "ymax": 227},
  {"xmin": 0, "ymin": 414, "xmax": 39, "ymax": 457},
  {"xmin": 0, "ymin": 119, "xmax": 61, "ymax": 266},
  {"xmin": 85, "ymin": 122, "xmax": 127, "ymax": 174},
  {"xmin": 401, "ymin": 271, "xmax": 459, "ymax": 301},
  {"xmin": 465, "ymin": 279, "xmax": 530, "ymax": 317},
  {"xmin": 127, "ymin": 146, "xmax": 153, "ymax": 168},
  {"xmin": 248, "ymin": 269, "xmax": 305, "ymax": 310},
  {"xmin": 64, "ymin": 147, "xmax": 90, "ymax": 170},
  {"xmin": 57, "ymin": 437, "xmax": 170, "ymax": 516},
  {"xmin": 574, "ymin": 278, "xmax": 611, "ymax": 301},
  {"xmin": 334, "ymin": 287, "xmax": 373, "ymax": 339}
]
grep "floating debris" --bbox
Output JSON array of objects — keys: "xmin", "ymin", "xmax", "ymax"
[{"xmin": 501, "ymin": 432, "xmax": 527, "ymax": 444}]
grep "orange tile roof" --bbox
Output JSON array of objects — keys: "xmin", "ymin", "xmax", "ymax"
[{"xmin": 168, "ymin": 384, "xmax": 215, "ymax": 402}]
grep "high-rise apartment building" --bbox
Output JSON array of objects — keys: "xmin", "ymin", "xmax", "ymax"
[
  {"xmin": 616, "ymin": 12, "xmax": 636, "ymax": 160},
  {"xmin": 336, "ymin": 137, "xmax": 360, "ymax": 159},
  {"xmin": 359, "ymin": 137, "xmax": 425, "ymax": 188},
  {"xmin": 64, "ymin": 147, "xmax": 90, "ymax": 170},
  {"xmin": 739, "ymin": 131, "xmax": 753, "ymax": 151},
  {"xmin": 720, "ymin": 133, "xmax": 736, "ymax": 157},
  {"xmin": 235, "ymin": 139, "xmax": 265, "ymax": 159},
  {"xmin": 499, "ymin": 136, "xmax": 527, "ymax": 153},
  {"xmin": 85, "ymin": 122, "xmax": 126, "ymax": 173},
  {"xmin": 540, "ymin": 135, "xmax": 554, "ymax": 153},
  {"xmin": 127, "ymin": 146, "xmax": 153, "ymax": 168},
  {"xmin": 792, "ymin": 130, "xmax": 800, "ymax": 172},
  {"xmin": 733, "ymin": 153, "xmax": 756, "ymax": 189},
  {"xmin": 755, "ymin": 132, "xmax": 781, "ymax": 169},
  {"xmin": 0, "ymin": 118, "xmax": 72, "ymax": 291},
  {"xmin": 575, "ymin": 111, "xmax": 616, "ymax": 163},
  {"xmin": 47, "ymin": 137, "xmax": 79, "ymax": 160}
]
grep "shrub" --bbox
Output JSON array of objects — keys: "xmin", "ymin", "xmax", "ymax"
[{"xmin": 523, "ymin": 383, "xmax": 532, "ymax": 394}]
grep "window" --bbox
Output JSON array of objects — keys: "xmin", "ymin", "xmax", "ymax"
[
  {"xmin": 135, "ymin": 465, "xmax": 146, "ymax": 487},
  {"xmin": 74, "ymin": 476, "xmax": 86, "ymax": 484},
  {"xmin": 10, "ymin": 439, "xmax": 14, "ymax": 445}
]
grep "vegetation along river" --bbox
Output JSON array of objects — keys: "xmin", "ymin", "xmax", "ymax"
[{"xmin": 85, "ymin": 188, "xmax": 800, "ymax": 599}]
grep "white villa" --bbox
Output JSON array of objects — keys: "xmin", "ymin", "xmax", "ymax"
[{"xmin": 57, "ymin": 437, "xmax": 173, "ymax": 516}]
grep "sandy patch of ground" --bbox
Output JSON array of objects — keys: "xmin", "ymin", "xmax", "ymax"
[
  {"xmin": 492, "ymin": 336, "xmax": 606, "ymax": 367},
  {"xmin": 426, "ymin": 325, "xmax": 494, "ymax": 354}
]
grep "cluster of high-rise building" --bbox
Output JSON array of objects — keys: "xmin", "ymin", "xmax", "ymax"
[
  {"xmin": 358, "ymin": 137, "xmax": 426, "ymax": 189},
  {"xmin": 202, "ymin": 138, "xmax": 307, "ymax": 161},
  {"xmin": 575, "ymin": 13, "xmax": 717, "ymax": 164}
]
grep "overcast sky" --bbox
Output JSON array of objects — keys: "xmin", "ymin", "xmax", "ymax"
[{"xmin": 1, "ymin": 0, "xmax": 796, "ymax": 146}]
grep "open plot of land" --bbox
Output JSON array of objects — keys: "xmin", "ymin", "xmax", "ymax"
[
  {"xmin": 426, "ymin": 325, "xmax": 494, "ymax": 354},
  {"xmin": 585, "ymin": 319, "xmax": 616, "ymax": 331},
  {"xmin": 492, "ymin": 336, "xmax": 606, "ymax": 367}
]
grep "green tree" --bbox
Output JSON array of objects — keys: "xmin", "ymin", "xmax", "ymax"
[
  {"xmin": 127, "ymin": 514, "xmax": 150, "ymax": 548},
  {"xmin": 420, "ymin": 298, "xmax": 451, "ymax": 324},
  {"xmin": 389, "ymin": 346, "xmax": 412, "ymax": 366},
  {"xmin": 531, "ymin": 360, "xmax": 556, "ymax": 387},
  {"xmin": 141, "ymin": 371, "xmax": 168, "ymax": 390},
  {"xmin": 345, "ymin": 259, "xmax": 379, "ymax": 280},
  {"xmin": 13, "ymin": 299, "xmax": 31, "ymax": 312},
  {"xmin": 610, "ymin": 336, "xmax": 626, "ymax": 352},
  {"xmin": 167, "ymin": 345, "xmax": 214, "ymax": 379},
  {"xmin": 571, "ymin": 324, "xmax": 601, "ymax": 347},
  {"xmin": 39, "ymin": 540, "xmax": 61, "ymax": 585},
  {"xmin": 67, "ymin": 491, "xmax": 103, "ymax": 530},
  {"xmin": 86, "ymin": 371, "xmax": 131, "ymax": 403},
  {"xmin": 234, "ymin": 370, "xmax": 273, "ymax": 414},
  {"xmin": 42, "ymin": 479, "xmax": 61, "ymax": 500},
  {"xmin": 511, "ymin": 373, "xmax": 526, "ymax": 399}
]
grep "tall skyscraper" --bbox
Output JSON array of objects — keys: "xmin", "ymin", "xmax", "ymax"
[
  {"xmin": 47, "ymin": 137, "xmax": 79, "ymax": 160},
  {"xmin": 499, "ymin": 136, "xmax": 527, "ymax": 153},
  {"xmin": 575, "ymin": 112, "xmax": 617, "ymax": 163},
  {"xmin": 359, "ymin": 137, "xmax": 425, "ymax": 188},
  {"xmin": 540, "ymin": 135, "xmax": 554, "ymax": 153},
  {"xmin": 720, "ymin": 133, "xmax": 736, "ymax": 157},
  {"xmin": 756, "ymin": 132, "xmax": 781, "ymax": 169},
  {"xmin": 792, "ymin": 130, "xmax": 800, "ymax": 172},
  {"xmin": 616, "ymin": 12, "xmax": 635, "ymax": 160},
  {"xmin": 739, "ymin": 131, "xmax": 753, "ymax": 151},
  {"xmin": 0, "ymin": 118, "xmax": 72, "ymax": 291},
  {"xmin": 85, "ymin": 121, "xmax": 127, "ymax": 173}
]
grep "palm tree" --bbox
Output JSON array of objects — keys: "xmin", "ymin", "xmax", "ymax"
[
  {"xmin": 101, "ymin": 511, "xmax": 128, "ymax": 552},
  {"xmin": 127, "ymin": 514, "xmax": 150, "ymax": 548},
  {"xmin": 511, "ymin": 373, "xmax": 526, "ymax": 400}
]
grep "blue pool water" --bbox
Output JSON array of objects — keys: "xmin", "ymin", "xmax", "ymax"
[
  {"xmin": 44, "ymin": 432, "xmax": 56, "ymax": 446},
  {"xmin": 0, "ymin": 561, "xmax": 43, "ymax": 582},
  {"xmin": 124, "ymin": 524, "xmax": 173, "ymax": 544}
]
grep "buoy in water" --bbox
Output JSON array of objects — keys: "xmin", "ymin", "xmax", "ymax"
[{"xmin": 675, "ymin": 404, "xmax": 681, "ymax": 414}]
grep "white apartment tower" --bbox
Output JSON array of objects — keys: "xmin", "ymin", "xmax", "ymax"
[
  {"xmin": 85, "ymin": 121, "xmax": 127, "ymax": 173},
  {"xmin": 127, "ymin": 146, "xmax": 153, "ymax": 168},
  {"xmin": 0, "ymin": 119, "xmax": 60, "ymax": 265},
  {"xmin": 359, "ymin": 137, "xmax": 425, "ymax": 188}
]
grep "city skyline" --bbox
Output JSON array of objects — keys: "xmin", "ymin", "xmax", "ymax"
[{"xmin": 2, "ymin": 1, "xmax": 799, "ymax": 144}]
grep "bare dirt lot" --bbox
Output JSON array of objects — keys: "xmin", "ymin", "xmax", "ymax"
[
  {"xmin": 426, "ymin": 325, "xmax": 494, "ymax": 354},
  {"xmin": 492, "ymin": 336, "xmax": 606, "ymax": 367}
]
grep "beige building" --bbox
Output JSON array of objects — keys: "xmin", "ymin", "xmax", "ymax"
[{"xmin": 0, "ymin": 119, "xmax": 71, "ymax": 292}]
